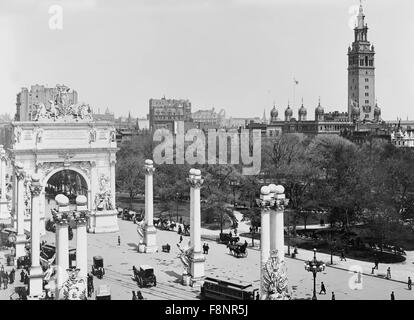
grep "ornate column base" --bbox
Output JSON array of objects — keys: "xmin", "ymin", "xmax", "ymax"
[
  {"xmin": 144, "ymin": 225, "xmax": 158, "ymax": 253},
  {"xmin": 190, "ymin": 251, "xmax": 205, "ymax": 287},
  {"xmin": 28, "ymin": 266, "xmax": 44, "ymax": 297},
  {"xmin": 260, "ymin": 250, "xmax": 291, "ymax": 300},
  {"xmin": 15, "ymin": 234, "xmax": 27, "ymax": 259}
]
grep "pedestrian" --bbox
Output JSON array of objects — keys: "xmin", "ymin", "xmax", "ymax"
[
  {"xmin": 340, "ymin": 250, "xmax": 346, "ymax": 261},
  {"xmin": 20, "ymin": 270, "xmax": 25, "ymax": 283},
  {"xmin": 390, "ymin": 291, "xmax": 395, "ymax": 300},
  {"xmin": 205, "ymin": 244, "xmax": 209, "ymax": 254},
  {"xmin": 331, "ymin": 292, "xmax": 335, "ymax": 300},
  {"xmin": 132, "ymin": 291, "xmax": 137, "ymax": 300},
  {"xmin": 255, "ymin": 292, "xmax": 260, "ymax": 300},
  {"xmin": 118, "ymin": 235, "xmax": 121, "ymax": 246},
  {"xmin": 319, "ymin": 282, "xmax": 326, "ymax": 295},
  {"xmin": 24, "ymin": 274, "xmax": 29, "ymax": 285},
  {"xmin": 137, "ymin": 290, "xmax": 144, "ymax": 300},
  {"xmin": 179, "ymin": 217, "xmax": 183, "ymax": 224},
  {"xmin": 408, "ymin": 277, "xmax": 412, "ymax": 290},
  {"xmin": 179, "ymin": 235, "xmax": 183, "ymax": 244},
  {"xmin": 374, "ymin": 258, "xmax": 379, "ymax": 270},
  {"xmin": 357, "ymin": 271, "xmax": 362, "ymax": 284},
  {"xmin": 9, "ymin": 269, "xmax": 14, "ymax": 284},
  {"xmin": 386, "ymin": 267, "xmax": 391, "ymax": 279}
]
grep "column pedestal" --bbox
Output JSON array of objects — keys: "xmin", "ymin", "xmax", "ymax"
[
  {"xmin": 190, "ymin": 251, "xmax": 205, "ymax": 287},
  {"xmin": 28, "ymin": 266, "xmax": 44, "ymax": 299},
  {"xmin": 143, "ymin": 225, "xmax": 158, "ymax": 253}
]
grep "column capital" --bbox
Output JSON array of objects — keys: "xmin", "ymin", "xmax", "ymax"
[
  {"xmin": 144, "ymin": 159, "xmax": 155, "ymax": 175},
  {"xmin": 15, "ymin": 164, "xmax": 26, "ymax": 181},
  {"xmin": 72, "ymin": 211, "xmax": 89, "ymax": 226},
  {"xmin": 52, "ymin": 209, "xmax": 70, "ymax": 226},
  {"xmin": 187, "ymin": 169, "xmax": 203, "ymax": 189},
  {"xmin": 29, "ymin": 174, "xmax": 42, "ymax": 197}
]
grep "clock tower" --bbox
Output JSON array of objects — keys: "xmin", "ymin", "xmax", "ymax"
[{"xmin": 348, "ymin": 4, "xmax": 376, "ymax": 122}]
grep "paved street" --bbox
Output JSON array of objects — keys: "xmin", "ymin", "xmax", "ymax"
[{"xmin": 1, "ymin": 211, "xmax": 414, "ymax": 300}]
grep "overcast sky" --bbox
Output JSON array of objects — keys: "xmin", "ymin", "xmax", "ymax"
[{"xmin": 0, "ymin": 0, "xmax": 413, "ymax": 120}]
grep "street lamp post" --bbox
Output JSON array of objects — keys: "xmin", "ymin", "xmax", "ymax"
[
  {"xmin": 304, "ymin": 248, "xmax": 326, "ymax": 300},
  {"xmin": 176, "ymin": 193, "xmax": 179, "ymax": 223},
  {"xmin": 287, "ymin": 211, "xmax": 291, "ymax": 256}
]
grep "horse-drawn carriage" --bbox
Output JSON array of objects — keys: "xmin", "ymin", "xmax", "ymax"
[
  {"xmin": 133, "ymin": 265, "xmax": 156, "ymax": 288},
  {"xmin": 161, "ymin": 244, "xmax": 171, "ymax": 253},
  {"xmin": 91, "ymin": 256, "xmax": 105, "ymax": 279},
  {"xmin": 226, "ymin": 242, "xmax": 248, "ymax": 258},
  {"xmin": 219, "ymin": 232, "xmax": 240, "ymax": 245},
  {"xmin": 155, "ymin": 218, "xmax": 176, "ymax": 231}
]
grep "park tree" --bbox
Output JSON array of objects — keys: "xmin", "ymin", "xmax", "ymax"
[{"xmin": 116, "ymin": 154, "xmax": 145, "ymax": 209}]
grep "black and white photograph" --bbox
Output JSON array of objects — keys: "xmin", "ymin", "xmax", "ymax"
[{"xmin": 0, "ymin": 0, "xmax": 413, "ymax": 310}]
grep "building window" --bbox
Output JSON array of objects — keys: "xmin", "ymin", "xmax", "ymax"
[
  {"xmin": 365, "ymin": 78, "xmax": 369, "ymax": 82},
  {"xmin": 365, "ymin": 86, "xmax": 369, "ymax": 89},
  {"xmin": 365, "ymin": 93, "xmax": 369, "ymax": 97},
  {"xmin": 360, "ymin": 59, "xmax": 364, "ymax": 66},
  {"xmin": 365, "ymin": 100, "xmax": 369, "ymax": 104}
]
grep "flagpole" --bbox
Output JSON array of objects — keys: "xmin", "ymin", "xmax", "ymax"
[{"xmin": 293, "ymin": 78, "xmax": 296, "ymax": 108}]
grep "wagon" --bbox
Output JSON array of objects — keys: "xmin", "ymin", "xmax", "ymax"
[
  {"xmin": 91, "ymin": 256, "xmax": 105, "ymax": 279},
  {"xmin": 161, "ymin": 244, "xmax": 171, "ymax": 253},
  {"xmin": 133, "ymin": 265, "xmax": 156, "ymax": 288}
]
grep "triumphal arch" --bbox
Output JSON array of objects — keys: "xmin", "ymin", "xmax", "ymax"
[{"xmin": 5, "ymin": 85, "xmax": 119, "ymax": 258}]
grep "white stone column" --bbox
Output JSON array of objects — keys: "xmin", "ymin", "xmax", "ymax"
[
  {"xmin": 274, "ymin": 187, "xmax": 286, "ymax": 263},
  {"xmin": 268, "ymin": 184, "xmax": 278, "ymax": 256},
  {"xmin": 15, "ymin": 167, "xmax": 26, "ymax": 259},
  {"xmin": 188, "ymin": 169, "xmax": 205, "ymax": 285},
  {"xmin": 75, "ymin": 195, "xmax": 88, "ymax": 281},
  {"xmin": 0, "ymin": 146, "xmax": 9, "ymax": 220},
  {"xmin": 54, "ymin": 194, "xmax": 70, "ymax": 297},
  {"xmin": 258, "ymin": 186, "xmax": 272, "ymax": 299},
  {"xmin": 143, "ymin": 159, "xmax": 157, "ymax": 253},
  {"xmin": 28, "ymin": 174, "xmax": 43, "ymax": 297},
  {"xmin": 39, "ymin": 191, "xmax": 46, "ymax": 236}
]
